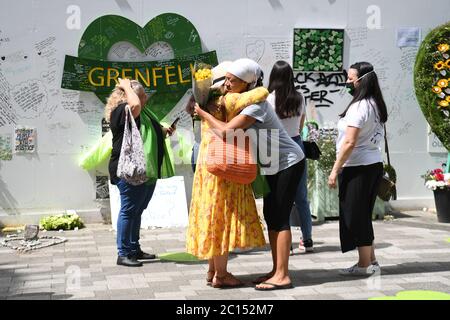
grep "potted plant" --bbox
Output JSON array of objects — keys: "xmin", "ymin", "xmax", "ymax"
[{"xmin": 422, "ymin": 168, "xmax": 450, "ymax": 223}]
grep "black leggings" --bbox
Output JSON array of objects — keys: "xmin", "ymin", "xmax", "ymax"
[
  {"xmin": 263, "ymin": 160, "xmax": 305, "ymax": 232},
  {"xmin": 338, "ymin": 162, "xmax": 383, "ymax": 253}
]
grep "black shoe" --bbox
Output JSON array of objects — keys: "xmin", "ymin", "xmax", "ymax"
[
  {"xmin": 303, "ymin": 239, "xmax": 314, "ymax": 252},
  {"xmin": 134, "ymin": 250, "xmax": 156, "ymax": 260},
  {"xmin": 299, "ymin": 239, "xmax": 314, "ymax": 253},
  {"xmin": 117, "ymin": 255, "xmax": 143, "ymax": 267}
]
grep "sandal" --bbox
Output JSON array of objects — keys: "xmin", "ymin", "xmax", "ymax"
[
  {"xmin": 252, "ymin": 272, "xmax": 275, "ymax": 284},
  {"xmin": 255, "ymin": 281, "xmax": 293, "ymax": 291},
  {"xmin": 206, "ymin": 270, "xmax": 215, "ymax": 286},
  {"xmin": 212, "ymin": 272, "xmax": 244, "ymax": 289}
]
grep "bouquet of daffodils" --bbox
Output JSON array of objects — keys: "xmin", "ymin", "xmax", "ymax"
[
  {"xmin": 422, "ymin": 168, "xmax": 450, "ymax": 190},
  {"xmin": 192, "ymin": 62, "xmax": 213, "ymax": 109}
]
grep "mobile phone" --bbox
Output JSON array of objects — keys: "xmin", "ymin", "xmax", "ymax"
[{"xmin": 170, "ymin": 117, "xmax": 180, "ymax": 128}]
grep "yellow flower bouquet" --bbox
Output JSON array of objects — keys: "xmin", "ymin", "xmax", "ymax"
[{"xmin": 192, "ymin": 62, "xmax": 213, "ymax": 109}]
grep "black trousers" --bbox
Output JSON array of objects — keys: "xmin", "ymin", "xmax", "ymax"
[
  {"xmin": 338, "ymin": 162, "xmax": 383, "ymax": 253},
  {"xmin": 263, "ymin": 160, "xmax": 305, "ymax": 232}
]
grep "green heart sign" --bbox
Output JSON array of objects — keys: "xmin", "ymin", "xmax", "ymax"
[
  {"xmin": 414, "ymin": 22, "xmax": 450, "ymax": 152},
  {"xmin": 76, "ymin": 13, "xmax": 209, "ymax": 120}
]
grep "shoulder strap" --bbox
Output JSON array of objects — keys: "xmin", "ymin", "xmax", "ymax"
[
  {"xmin": 383, "ymin": 124, "xmax": 391, "ymax": 166},
  {"xmin": 383, "ymin": 123, "xmax": 397, "ymax": 200}
]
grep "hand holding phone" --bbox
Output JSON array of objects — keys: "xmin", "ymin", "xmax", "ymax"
[{"xmin": 170, "ymin": 117, "xmax": 180, "ymax": 128}]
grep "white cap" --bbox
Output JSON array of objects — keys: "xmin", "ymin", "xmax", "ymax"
[{"xmin": 210, "ymin": 61, "xmax": 232, "ymax": 89}]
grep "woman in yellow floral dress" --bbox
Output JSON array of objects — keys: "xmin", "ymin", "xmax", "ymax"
[{"xmin": 186, "ymin": 64, "xmax": 267, "ymax": 288}]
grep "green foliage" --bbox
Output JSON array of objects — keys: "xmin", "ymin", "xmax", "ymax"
[
  {"xmin": 293, "ymin": 29, "xmax": 344, "ymax": 71},
  {"xmin": 316, "ymin": 138, "xmax": 337, "ymax": 175},
  {"xmin": 39, "ymin": 213, "xmax": 84, "ymax": 231},
  {"xmin": 0, "ymin": 136, "xmax": 12, "ymax": 160},
  {"xmin": 414, "ymin": 22, "xmax": 450, "ymax": 151},
  {"xmin": 0, "ymin": 149, "xmax": 12, "ymax": 161},
  {"xmin": 307, "ymin": 135, "xmax": 336, "ymax": 194}
]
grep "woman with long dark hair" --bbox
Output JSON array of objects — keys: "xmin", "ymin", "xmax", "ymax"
[
  {"xmin": 268, "ymin": 61, "xmax": 314, "ymax": 254},
  {"xmin": 328, "ymin": 61, "xmax": 388, "ymax": 276}
]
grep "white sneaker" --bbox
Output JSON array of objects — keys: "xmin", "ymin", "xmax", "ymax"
[
  {"xmin": 339, "ymin": 263, "xmax": 380, "ymax": 276},
  {"xmin": 298, "ymin": 239, "xmax": 314, "ymax": 254}
]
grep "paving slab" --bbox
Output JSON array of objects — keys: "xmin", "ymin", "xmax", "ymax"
[{"xmin": 0, "ymin": 210, "xmax": 449, "ymax": 300}]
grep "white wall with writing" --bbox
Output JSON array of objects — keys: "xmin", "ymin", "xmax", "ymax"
[{"xmin": 0, "ymin": 0, "xmax": 449, "ymax": 223}]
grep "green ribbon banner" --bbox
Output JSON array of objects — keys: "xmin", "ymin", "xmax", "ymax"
[{"xmin": 61, "ymin": 51, "xmax": 218, "ymax": 95}]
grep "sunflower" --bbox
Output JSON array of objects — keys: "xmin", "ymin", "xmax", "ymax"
[
  {"xmin": 435, "ymin": 61, "xmax": 445, "ymax": 70},
  {"xmin": 433, "ymin": 86, "xmax": 442, "ymax": 94},
  {"xmin": 437, "ymin": 79, "xmax": 449, "ymax": 88},
  {"xmin": 438, "ymin": 100, "xmax": 449, "ymax": 107},
  {"xmin": 446, "ymin": 96, "xmax": 450, "ymax": 103},
  {"xmin": 438, "ymin": 44, "xmax": 449, "ymax": 53},
  {"xmin": 445, "ymin": 59, "xmax": 450, "ymax": 68}
]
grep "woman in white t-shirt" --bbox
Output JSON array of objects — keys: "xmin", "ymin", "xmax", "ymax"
[
  {"xmin": 267, "ymin": 61, "xmax": 314, "ymax": 254},
  {"xmin": 328, "ymin": 61, "xmax": 388, "ymax": 276},
  {"xmin": 194, "ymin": 58, "xmax": 305, "ymax": 291}
]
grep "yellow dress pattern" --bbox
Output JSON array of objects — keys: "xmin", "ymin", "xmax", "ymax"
[{"xmin": 186, "ymin": 88, "xmax": 269, "ymax": 259}]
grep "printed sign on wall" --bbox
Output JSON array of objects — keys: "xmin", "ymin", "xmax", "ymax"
[
  {"xmin": 397, "ymin": 27, "xmax": 421, "ymax": 47},
  {"xmin": 14, "ymin": 127, "xmax": 36, "ymax": 153}
]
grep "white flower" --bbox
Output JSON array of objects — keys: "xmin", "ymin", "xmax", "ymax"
[
  {"xmin": 437, "ymin": 181, "xmax": 447, "ymax": 189},
  {"xmin": 425, "ymin": 181, "xmax": 437, "ymax": 190},
  {"xmin": 426, "ymin": 180, "xmax": 450, "ymax": 190}
]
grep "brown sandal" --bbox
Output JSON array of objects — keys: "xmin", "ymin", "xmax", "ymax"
[
  {"xmin": 212, "ymin": 272, "xmax": 244, "ymax": 289},
  {"xmin": 206, "ymin": 271, "xmax": 215, "ymax": 286}
]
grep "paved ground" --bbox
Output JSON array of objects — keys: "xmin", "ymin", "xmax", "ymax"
[{"xmin": 0, "ymin": 210, "xmax": 449, "ymax": 300}]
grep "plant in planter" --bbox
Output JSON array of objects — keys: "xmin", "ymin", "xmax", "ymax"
[{"xmin": 422, "ymin": 168, "xmax": 450, "ymax": 223}]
